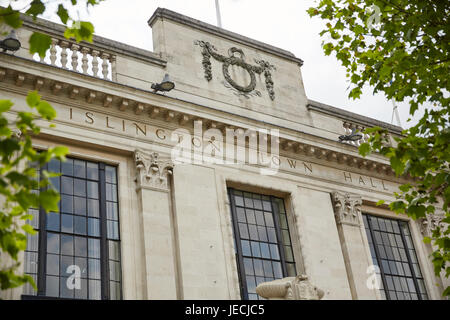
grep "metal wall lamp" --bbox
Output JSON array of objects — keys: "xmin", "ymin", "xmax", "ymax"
[
  {"xmin": 339, "ymin": 128, "xmax": 363, "ymax": 142},
  {"xmin": 151, "ymin": 74, "xmax": 175, "ymax": 93},
  {"xmin": 0, "ymin": 30, "xmax": 21, "ymax": 52}
]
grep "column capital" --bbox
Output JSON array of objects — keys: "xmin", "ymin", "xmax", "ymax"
[
  {"xmin": 331, "ymin": 192, "xmax": 363, "ymax": 227},
  {"xmin": 135, "ymin": 150, "xmax": 174, "ymax": 191}
]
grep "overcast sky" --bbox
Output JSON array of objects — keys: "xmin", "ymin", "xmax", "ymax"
[{"xmin": 4, "ymin": 0, "xmax": 424, "ymax": 128}]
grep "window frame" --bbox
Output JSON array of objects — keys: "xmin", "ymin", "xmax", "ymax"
[
  {"xmin": 228, "ymin": 188, "xmax": 296, "ymax": 300},
  {"xmin": 21, "ymin": 158, "xmax": 122, "ymax": 300},
  {"xmin": 363, "ymin": 213, "xmax": 428, "ymax": 300}
]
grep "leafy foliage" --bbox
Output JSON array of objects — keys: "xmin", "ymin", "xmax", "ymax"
[
  {"xmin": 0, "ymin": 0, "xmax": 102, "ymax": 294},
  {"xmin": 0, "ymin": 0, "xmax": 102, "ymax": 57},
  {"xmin": 308, "ymin": 0, "xmax": 449, "ymax": 296},
  {"xmin": 0, "ymin": 91, "xmax": 68, "ymax": 291}
]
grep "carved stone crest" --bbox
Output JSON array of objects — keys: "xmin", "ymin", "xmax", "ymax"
[
  {"xmin": 135, "ymin": 150, "xmax": 174, "ymax": 191},
  {"xmin": 331, "ymin": 192, "xmax": 363, "ymax": 227},
  {"xmin": 255, "ymin": 275, "xmax": 325, "ymax": 300},
  {"xmin": 194, "ymin": 40, "xmax": 276, "ymax": 100}
]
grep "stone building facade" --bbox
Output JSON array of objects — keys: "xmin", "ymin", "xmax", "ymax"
[{"xmin": 0, "ymin": 8, "xmax": 447, "ymax": 300}]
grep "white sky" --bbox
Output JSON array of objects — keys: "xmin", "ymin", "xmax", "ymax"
[{"xmin": 4, "ymin": 0, "xmax": 424, "ymax": 128}]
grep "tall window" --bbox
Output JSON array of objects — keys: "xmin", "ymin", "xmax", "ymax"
[
  {"xmin": 363, "ymin": 214, "xmax": 428, "ymax": 300},
  {"xmin": 228, "ymin": 189, "xmax": 296, "ymax": 300},
  {"xmin": 22, "ymin": 157, "xmax": 122, "ymax": 300}
]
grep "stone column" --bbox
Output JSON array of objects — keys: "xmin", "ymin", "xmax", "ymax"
[
  {"xmin": 134, "ymin": 150, "xmax": 178, "ymax": 299},
  {"xmin": 331, "ymin": 192, "xmax": 377, "ymax": 299}
]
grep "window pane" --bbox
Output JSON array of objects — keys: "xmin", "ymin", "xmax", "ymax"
[
  {"xmin": 46, "ymin": 276, "xmax": 59, "ymax": 297},
  {"xmin": 24, "ymin": 252, "xmax": 38, "ymax": 274},
  {"xmin": 75, "ymin": 236, "xmax": 87, "ymax": 257},
  {"xmin": 109, "ymin": 241, "xmax": 120, "ymax": 261},
  {"xmin": 241, "ymin": 240, "xmax": 251, "ymax": 257},
  {"xmin": 47, "ymin": 212, "xmax": 60, "ymax": 231},
  {"xmin": 61, "ymin": 159, "xmax": 73, "ymax": 176},
  {"xmin": 89, "ymin": 258, "xmax": 101, "ymax": 279},
  {"xmin": 260, "ymin": 243, "xmax": 270, "ymax": 259},
  {"xmin": 88, "ymin": 199, "xmax": 100, "ymax": 218},
  {"xmin": 106, "ymin": 184, "xmax": 117, "ymax": 202},
  {"xmin": 88, "ymin": 218, "xmax": 100, "ymax": 237},
  {"xmin": 47, "ymin": 233, "xmax": 60, "ymax": 254},
  {"xmin": 88, "ymin": 238, "xmax": 100, "ymax": 258},
  {"xmin": 61, "ymin": 195, "xmax": 73, "ymax": 214},
  {"xmin": 110, "ymin": 281, "xmax": 121, "ymax": 300},
  {"xmin": 60, "ymin": 256, "xmax": 74, "ymax": 277},
  {"xmin": 106, "ymin": 202, "xmax": 118, "ymax": 221},
  {"xmin": 105, "ymin": 166, "xmax": 116, "ymax": 184},
  {"xmin": 89, "ymin": 280, "xmax": 101, "ymax": 300},
  {"xmin": 107, "ymin": 220, "xmax": 119, "ymax": 240},
  {"xmin": 61, "ymin": 214, "xmax": 73, "ymax": 233},
  {"xmin": 87, "ymin": 181, "xmax": 99, "ymax": 199},
  {"xmin": 61, "ymin": 235, "xmax": 74, "ymax": 256},
  {"xmin": 87, "ymin": 162, "xmax": 99, "ymax": 181},
  {"xmin": 109, "ymin": 260, "xmax": 121, "ymax": 282},
  {"xmin": 74, "ymin": 197, "xmax": 86, "ymax": 216},
  {"xmin": 74, "ymin": 216, "xmax": 87, "ymax": 235},
  {"xmin": 74, "ymin": 179, "xmax": 86, "ymax": 197},
  {"xmin": 75, "ymin": 278, "xmax": 88, "ymax": 300},
  {"xmin": 46, "ymin": 254, "xmax": 60, "ymax": 276},
  {"xmin": 61, "ymin": 177, "xmax": 73, "ymax": 195},
  {"xmin": 73, "ymin": 160, "xmax": 86, "ymax": 178},
  {"xmin": 60, "ymin": 277, "xmax": 74, "ymax": 299},
  {"xmin": 75, "ymin": 257, "xmax": 88, "ymax": 279}
]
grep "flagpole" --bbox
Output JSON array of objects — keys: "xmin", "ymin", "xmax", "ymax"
[{"xmin": 215, "ymin": 0, "xmax": 223, "ymax": 28}]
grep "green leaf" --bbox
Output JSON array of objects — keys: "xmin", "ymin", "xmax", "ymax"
[
  {"xmin": 36, "ymin": 100, "xmax": 56, "ymax": 120},
  {"xmin": 25, "ymin": 0, "xmax": 46, "ymax": 18},
  {"xmin": 0, "ymin": 6, "xmax": 23, "ymax": 28},
  {"xmin": 57, "ymin": 4, "xmax": 70, "ymax": 24},
  {"xmin": 38, "ymin": 189, "xmax": 60, "ymax": 213},
  {"xmin": 0, "ymin": 100, "xmax": 13, "ymax": 113},
  {"xmin": 359, "ymin": 143, "xmax": 371, "ymax": 157},
  {"xmin": 29, "ymin": 32, "xmax": 52, "ymax": 58},
  {"xmin": 423, "ymin": 237, "xmax": 432, "ymax": 244},
  {"xmin": 26, "ymin": 91, "xmax": 41, "ymax": 108}
]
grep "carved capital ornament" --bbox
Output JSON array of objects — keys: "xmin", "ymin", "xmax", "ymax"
[
  {"xmin": 331, "ymin": 192, "xmax": 363, "ymax": 227},
  {"xmin": 134, "ymin": 150, "xmax": 174, "ymax": 191}
]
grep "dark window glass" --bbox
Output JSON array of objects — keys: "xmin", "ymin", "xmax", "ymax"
[
  {"xmin": 363, "ymin": 214, "xmax": 428, "ymax": 300},
  {"xmin": 229, "ymin": 189, "xmax": 296, "ymax": 300},
  {"xmin": 23, "ymin": 158, "xmax": 122, "ymax": 300}
]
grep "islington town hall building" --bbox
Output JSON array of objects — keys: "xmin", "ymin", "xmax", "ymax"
[{"xmin": 0, "ymin": 8, "xmax": 448, "ymax": 300}]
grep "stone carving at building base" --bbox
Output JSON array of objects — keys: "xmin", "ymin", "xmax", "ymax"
[{"xmin": 255, "ymin": 275, "xmax": 325, "ymax": 300}]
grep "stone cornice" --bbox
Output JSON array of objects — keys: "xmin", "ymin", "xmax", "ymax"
[
  {"xmin": 0, "ymin": 56, "xmax": 414, "ymax": 183},
  {"xmin": 148, "ymin": 7, "xmax": 304, "ymax": 66},
  {"xmin": 307, "ymin": 100, "xmax": 404, "ymax": 136}
]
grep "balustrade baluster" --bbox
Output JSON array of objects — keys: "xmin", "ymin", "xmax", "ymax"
[
  {"xmin": 71, "ymin": 44, "xmax": 80, "ymax": 71},
  {"xmin": 91, "ymin": 50, "xmax": 100, "ymax": 77},
  {"xmin": 60, "ymin": 41, "xmax": 69, "ymax": 69},
  {"xmin": 50, "ymin": 38, "xmax": 58, "ymax": 66},
  {"xmin": 101, "ymin": 53, "xmax": 110, "ymax": 79},
  {"xmin": 81, "ymin": 47, "xmax": 90, "ymax": 74}
]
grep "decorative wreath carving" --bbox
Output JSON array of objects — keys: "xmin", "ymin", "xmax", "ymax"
[{"xmin": 195, "ymin": 40, "xmax": 276, "ymax": 100}]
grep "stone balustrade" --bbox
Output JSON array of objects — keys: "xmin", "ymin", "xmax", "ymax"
[{"xmin": 32, "ymin": 37, "xmax": 116, "ymax": 81}]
